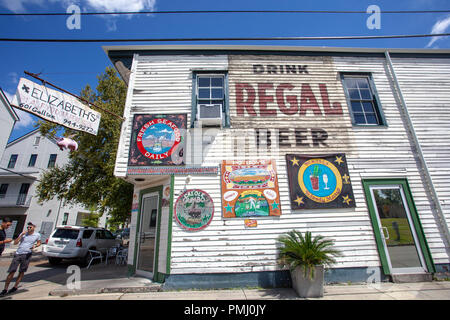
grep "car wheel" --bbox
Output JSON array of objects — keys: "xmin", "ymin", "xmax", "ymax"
[{"xmin": 48, "ymin": 257, "xmax": 62, "ymax": 265}]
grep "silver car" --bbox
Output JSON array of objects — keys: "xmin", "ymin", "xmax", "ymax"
[{"xmin": 43, "ymin": 226, "xmax": 120, "ymax": 266}]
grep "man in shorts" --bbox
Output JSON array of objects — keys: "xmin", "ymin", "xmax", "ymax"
[{"xmin": 0, "ymin": 222, "xmax": 41, "ymax": 296}]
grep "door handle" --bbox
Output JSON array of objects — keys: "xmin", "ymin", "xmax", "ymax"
[{"xmin": 382, "ymin": 227, "xmax": 390, "ymax": 240}]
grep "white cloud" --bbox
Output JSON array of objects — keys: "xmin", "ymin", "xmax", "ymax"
[
  {"xmin": 0, "ymin": 0, "xmax": 156, "ymax": 13},
  {"xmin": 86, "ymin": 0, "xmax": 156, "ymax": 12},
  {"xmin": 0, "ymin": 0, "xmax": 156, "ymax": 31},
  {"xmin": 3, "ymin": 91, "xmax": 36, "ymax": 129},
  {"xmin": 426, "ymin": 14, "xmax": 450, "ymax": 48}
]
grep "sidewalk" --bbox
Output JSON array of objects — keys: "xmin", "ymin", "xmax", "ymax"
[
  {"xmin": 1, "ymin": 250, "xmax": 450, "ymax": 300},
  {"xmin": 43, "ymin": 280, "xmax": 450, "ymax": 300}
]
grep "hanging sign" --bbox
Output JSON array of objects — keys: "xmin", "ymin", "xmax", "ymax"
[
  {"xmin": 285, "ymin": 154, "xmax": 356, "ymax": 210},
  {"xmin": 11, "ymin": 78, "xmax": 101, "ymax": 135},
  {"xmin": 128, "ymin": 114, "xmax": 187, "ymax": 166},
  {"xmin": 221, "ymin": 159, "xmax": 282, "ymax": 218},
  {"xmin": 174, "ymin": 189, "xmax": 214, "ymax": 231}
]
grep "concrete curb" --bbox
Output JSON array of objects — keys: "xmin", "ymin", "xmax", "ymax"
[{"xmin": 49, "ymin": 284, "xmax": 163, "ymax": 297}]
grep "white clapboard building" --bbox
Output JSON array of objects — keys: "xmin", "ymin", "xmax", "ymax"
[
  {"xmin": 0, "ymin": 128, "xmax": 107, "ymax": 242},
  {"xmin": 105, "ymin": 45, "xmax": 450, "ymax": 288}
]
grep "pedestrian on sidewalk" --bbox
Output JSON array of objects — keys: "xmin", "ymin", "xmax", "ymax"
[
  {"xmin": 0, "ymin": 222, "xmax": 41, "ymax": 296},
  {"xmin": 0, "ymin": 217, "xmax": 13, "ymax": 256}
]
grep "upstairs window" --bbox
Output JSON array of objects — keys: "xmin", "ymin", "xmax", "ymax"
[
  {"xmin": 341, "ymin": 74, "xmax": 386, "ymax": 126},
  {"xmin": 28, "ymin": 154, "xmax": 37, "ymax": 167},
  {"xmin": 192, "ymin": 72, "xmax": 229, "ymax": 127},
  {"xmin": 8, "ymin": 154, "xmax": 18, "ymax": 169},
  {"xmin": 48, "ymin": 154, "xmax": 57, "ymax": 168},
  {"xmin": 0, "ymin": 184, "xmax": 8, "ymax": 198}
]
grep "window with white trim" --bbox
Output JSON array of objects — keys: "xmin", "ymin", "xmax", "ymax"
[{"xmin": 341, "ymin": 74, "xmax": 386, "ymax": 126}]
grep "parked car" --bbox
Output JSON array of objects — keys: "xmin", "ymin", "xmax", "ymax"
[{"xmin": 43, "ymin": 226, "xmax": 120, "ymax": 266}]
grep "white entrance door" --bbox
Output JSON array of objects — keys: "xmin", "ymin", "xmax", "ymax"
[
  {"xmin": 136, "ymin": 192, "xmax": 159, "ymax": 278},
  {"xmin": 369, "ymin": 185, "xmax": 427, "ymax": 274}
]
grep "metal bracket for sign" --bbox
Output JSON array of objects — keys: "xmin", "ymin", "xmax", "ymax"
[{"xmin": 24, "ymin": 71, "xmax": 125, "ymax": 121}]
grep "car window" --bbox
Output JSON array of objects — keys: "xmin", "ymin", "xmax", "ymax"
[
  {"xmin": 95, "ymin": 230, "xmax": 104, "ymax": 239},
  {"xmin": 104, "ymin": 230, "xmax": 115, "ymax": 239},
  {"xmin": 82, "ymin": 230, "xmax": 94, "ymax": 239},
  {"xmin": 52, "ymin": 229, "xmax": 79, "ymax": 239}
]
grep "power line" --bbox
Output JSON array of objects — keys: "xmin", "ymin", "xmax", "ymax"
[
  {"xmin": 1, "ymin": 9, "xmax": 450, "ymax": 16},
  {"xmin": 0, "ymin": 33, "xmax": 449, "ymax": 43}
]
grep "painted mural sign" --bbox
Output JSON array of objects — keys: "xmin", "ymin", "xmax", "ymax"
[
  {"xmin": 11, "ymin": 78, "xmax": 101, "ymax": 135},
  {"xmin": 128, "ymin": 114, "xmax": 186, "ymax": 166},
  {"xmin": 286, "ymin": 154, "xmax": 355, "ymax": 210},
  {"xmin": 228, "ymin": 56, "xmax": 354, "ymax": 152},
  {"xmin": 221, "ymin": 160, "xmax": 281, "ymax": 218},
  {"xmin": 174, "ymin": 189, "xmax": 214, "ymax": 231}
]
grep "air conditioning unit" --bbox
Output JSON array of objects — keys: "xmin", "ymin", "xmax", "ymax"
[{"xmin": 197, "ymin": 104, "xmax": 222, "ymax": 126}]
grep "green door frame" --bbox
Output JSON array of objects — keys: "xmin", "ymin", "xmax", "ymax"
[
  {"xmin": 362, "ymin": 178, "xmax": 435, "ymax": 275},
  {"xmin": 132, "ymin": 185, "xmax": 163, "ymax": 282}
]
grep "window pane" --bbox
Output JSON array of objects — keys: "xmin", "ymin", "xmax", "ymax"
[
  {"xmin": 362, "ymin": 102, "xmax": 375, "ymax": 112},
  {"xmin": 354, "ymin": 113, "xmax": 366, "ymax": 124},
  {"xmin": 344, "ymin": 78, "xmax": 359, "ymax": 88},
  {"xmin": 366, "ymin": 113, "xmax": 379, "ymax": 124},
  {"xmin": 360, "ymin": 89, "xmax": 372, "ymax": 100},
  {"xmin": 348, "ymin": 89, "xmax": 360, "ymax": 100},
  {"xmin": 198, "ymin": 77, "xmax": 210, "ymax": 87},
  {"xmin": 211, "ymin": 88, "xmax": 223, "ymax": 99},
  {"xmin": 351, "ymin": 101, "xmax": 363, "ymax": 112},
  {"xmin": 357, "ymin": 78, "xmax": 370, "ymax": 89},
  {"xmin": 198, "ymin": 88, "xmax": 210, "ymax": 99},
  {"xmin": 211, "ymin": 77, "xmax": 223, "ymax": 87}
]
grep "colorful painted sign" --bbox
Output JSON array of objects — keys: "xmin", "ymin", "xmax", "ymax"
[
  {"xmin": 221, "ymin": 160, "xmax": 281, "ymax": 218},
  {"xmin": 285, "ymin": 154, "xmax": 355, "ymax": 209},
  {"xmin": 128, "ymin": 114, "xmax": 186, "ymax": 166},
  {"xmin": 174, "ymin": 189, "xmax": 214, "ymax": 231}
]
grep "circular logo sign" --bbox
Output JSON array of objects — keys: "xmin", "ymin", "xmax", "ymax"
[
  {"xmin": 174, "ymin": 189, "xmax": 214, "ymax": 231},
  {"xmin": 298, "ymin": 159, "xmax": 342, "ymax": 203},
  {"xmin": 136, "ymin": 118, "xmax": 181, "ymax": 160}
]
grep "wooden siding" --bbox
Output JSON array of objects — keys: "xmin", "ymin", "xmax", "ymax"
[
  {"xmin": 119, "ymin": 53, "xmax": 450, "ymax": 276},
  {"xmin": 389, "ymin": 57, "xmax": 450, "ymax": 232},
  {"xmin": 114, "ymin": 54, "xmax": 228, "ymax": 177}
]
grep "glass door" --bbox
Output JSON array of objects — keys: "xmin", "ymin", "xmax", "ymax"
[
  {"xmin": 369, "ymin": 185, "xmax": 427, "ymax": 274},
  {"xmin": 136, "ymin": 192, "xmax": 159, "ymax": 278}
]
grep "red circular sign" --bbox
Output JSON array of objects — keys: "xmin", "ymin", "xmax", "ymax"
[{"xmin": 136, "ymin": 118, "xmax": 181, "ymax": 160}]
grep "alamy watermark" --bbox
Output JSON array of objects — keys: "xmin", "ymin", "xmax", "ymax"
[
  {"xmin": 66, "ymin": 4, "xmax": 81, "ymax": 30},
  {"xmin": 367, "ymin": 5, "xmax": 381, "ymax": 30}
]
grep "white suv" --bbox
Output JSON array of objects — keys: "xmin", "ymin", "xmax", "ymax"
[{"xmin": 43, "ymin": 226, "xmax": 120, "ymax": 266}]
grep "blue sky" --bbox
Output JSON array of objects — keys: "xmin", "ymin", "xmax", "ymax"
[{"xmin": 1, "ymin": 0, "xmax": 450, "ymax": 142}]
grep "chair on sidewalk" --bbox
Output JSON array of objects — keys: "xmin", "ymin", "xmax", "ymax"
[
  {"xmin": 105, "ymin": 246, "xmax": 120, "ymax": 265},
  {"xmin": 86, "ymin": 249, "xmax": 103, "ymax": 269},
  {"xmin": 115, "ymin": 248, "xmax": 128, "ymax": 265}
]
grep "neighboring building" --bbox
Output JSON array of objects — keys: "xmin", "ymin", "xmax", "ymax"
[
  {"xmin": 0, "ymin": 128, "xmax": 108, "ymax": 241},
  {"xmin": 105, "ymin": 45, "xmax": 450, "ymax": 288},
  {"xmin": 0, "ymin": 88, "xmax": 19, "ymax": 159}
]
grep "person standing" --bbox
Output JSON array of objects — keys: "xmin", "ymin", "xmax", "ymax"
[
  {"xmin": 0, "ymin": 222, "xmax": 41, "ymax": 296},
  {"xmin": 0, "ymin": 217, "xmax": 13, "ymax": 256}
]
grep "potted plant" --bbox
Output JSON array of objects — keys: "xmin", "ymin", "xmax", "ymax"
[{"xmin": 277, "ymin": 230, "xmax": 341, "ymax": 298}]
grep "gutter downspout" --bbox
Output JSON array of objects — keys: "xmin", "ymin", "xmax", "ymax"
[{"xmin": 384, "ymin": 50, "xmax": 450, "ymax": 250}]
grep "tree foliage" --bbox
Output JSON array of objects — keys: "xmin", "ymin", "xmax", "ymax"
[{"xmin": 36, "ymin": 67, "xmax": 133, "ymax": 226}]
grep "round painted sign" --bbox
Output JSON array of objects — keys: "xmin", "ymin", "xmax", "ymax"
[
  {"xmin": 174, "ymin": 189, "xmax": 214, "ymax": 231},
  {"xmin": 297, "ymin": 158, "xmax": 343, "ymax": 203},
  {"xmin": 136, "ymin": 118, "xmax": 182, "ymax": 160}
]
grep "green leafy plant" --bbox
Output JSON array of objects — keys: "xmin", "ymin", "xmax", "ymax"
[{"xmin": 277, "ymin": 230, "xmax": 341, "ymax": 280}]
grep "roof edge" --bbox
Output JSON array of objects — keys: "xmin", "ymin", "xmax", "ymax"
[{"xmin": 0, "ymin": 88, "xmax": 20, "ymax": 122}]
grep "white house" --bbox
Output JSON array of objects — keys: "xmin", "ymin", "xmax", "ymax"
[
  {"xmin": 0, "ymin": 128, "xmax": 108, "ymax": 241},
  {"xmin": 0, "ymin": 89, "xmax": 19, "ymax": 160},
  {"xmin": 105, "ymin": 45, "xmax": 450, "ymax": 288}
]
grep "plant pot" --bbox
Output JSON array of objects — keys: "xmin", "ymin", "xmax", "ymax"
[{"xmin": 291, "ymin": 265, "xmax": 324, "ymax": 298}]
